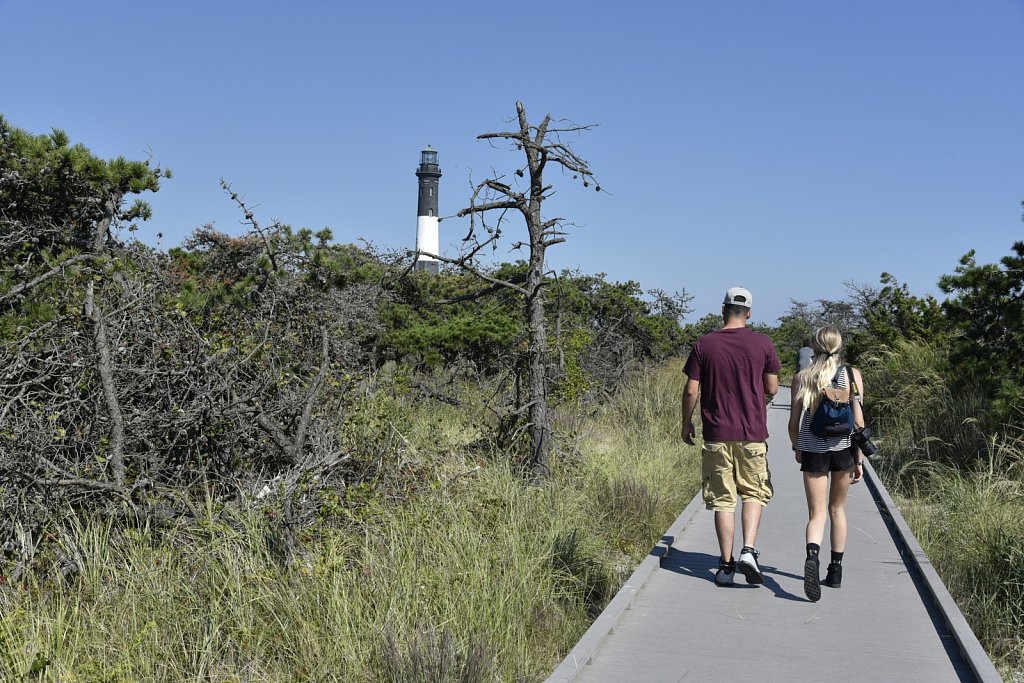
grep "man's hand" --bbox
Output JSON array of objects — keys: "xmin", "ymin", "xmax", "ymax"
[
  {"xmin": 681, "ymin": 420, "xmax": 697, "ymax": 446},
  {"xmin": 680, "ymin": 377, "xmax": 700, "ymax": 447}
]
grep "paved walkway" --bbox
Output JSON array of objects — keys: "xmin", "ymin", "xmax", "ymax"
[{"xmin": 549, "ymin": 386, "xmax": 1001, "ymax": 683}]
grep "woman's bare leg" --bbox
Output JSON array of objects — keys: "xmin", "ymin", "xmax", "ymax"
[
  {"xmin": 803, "ymin": 472, "xmax": 829, "ymax": 545},
  {"xmin": 828, "ymin": 467, "xmax": 855, "ymax": 552}
]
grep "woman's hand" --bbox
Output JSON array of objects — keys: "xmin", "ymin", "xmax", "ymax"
[
  {"xmin": 793, "ymin": 449, "xmax": 802, "ymax": 464},
  {"xmin": 851, "ymin": 461, "xmax": 864, "ymax": 483}
]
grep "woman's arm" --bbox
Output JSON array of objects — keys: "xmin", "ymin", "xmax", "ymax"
[
  {"xmin": 788, "ymin": 374, "xmax": 801, "ymax": 449},
  {"xmin": 851, "ymin": 366, "xmax": 866, "ymax": 430},
  {"xmin": 851, "ymin": 366, "xmax": 866, "ymax": 481}
]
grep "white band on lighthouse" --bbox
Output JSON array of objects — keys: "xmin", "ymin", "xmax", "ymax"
[{"xmin": 416, "ymin": 215, "xmax": 440, "ymax": 262}]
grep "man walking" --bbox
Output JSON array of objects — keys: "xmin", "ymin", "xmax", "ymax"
[{"xmin": 681, "ymin": 287, "xmax": 781, "ymax": 586}]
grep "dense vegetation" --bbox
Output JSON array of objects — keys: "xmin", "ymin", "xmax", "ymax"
[
  {"xmin": 0, "ymin": 116, "xmax": 694, "ymax": 680},
  {"xmin": 854, "ymin": 245, "xmax": 1024, "ymax": 678},
  {"xmin": 1, "ymin": 114, "xmax": 1021, "ymax": 680}
]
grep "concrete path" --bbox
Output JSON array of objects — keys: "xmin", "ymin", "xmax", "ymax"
[{"xmin": 549, "ymin": 386, "xmax": 1000, "ymax": 683}]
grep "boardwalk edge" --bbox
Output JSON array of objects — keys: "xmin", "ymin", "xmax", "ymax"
[
  {"xmin": 863, "ymin": 459, "xmax": 1003, "ymax": 683},
  {"xmin": 545, "ymin": 490, "xmax": 706, "ymax": 682}
]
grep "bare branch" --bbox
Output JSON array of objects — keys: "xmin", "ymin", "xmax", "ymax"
[
  {"xmin": 221, "ymin": 179, "xmax": 279, "ymax": 271},
  {"xmin": 291, "ymin": 328, "xmax": 331, "ymax": 460},
  {"xmin": 37, "ymin": 456, "xmax": 128, "ymax": 498},
  {"xmin": 437, "ymin": 272, "xmax": 529, "ymax": 304},
  {"xmin": 482, "ymin": 179, "xmax": 518, "ymax": 198},
  {"xmin": 422, "ymin": 251, "xmax": 529, "ymax": 296},
  {"xmin": 0, "ymin": 254, "xmax": 95, "ymax": 305},
  {"xmin": 457, "ymin": 200, "xmax": 520, "ymax": 218},
  {"xmin": 84, "ymin": 276, "xmax": 126, "ymax": 488}
]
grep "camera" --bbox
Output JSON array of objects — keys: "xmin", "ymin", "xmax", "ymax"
[{"xmin": 851, "ymin": 426, "xmax": 878, "ymax": 457}]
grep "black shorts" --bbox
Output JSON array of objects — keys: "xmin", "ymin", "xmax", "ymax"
[{"xmin": 799, "ymin": 446, "xmax": 856, "ymax": 473}]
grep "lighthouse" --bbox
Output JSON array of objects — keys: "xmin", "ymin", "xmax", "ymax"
[{"xmin": 415, "ymin": 146, "xmax": 441, "ymax": 274}]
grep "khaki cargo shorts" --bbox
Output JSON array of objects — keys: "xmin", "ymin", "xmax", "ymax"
[{"xmin": 701, "ymin": 440, "xmax": 773, "ymax": 512}]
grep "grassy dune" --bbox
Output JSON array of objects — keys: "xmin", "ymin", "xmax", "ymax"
[
  {"xmin": 0, "ymin": 362, "xmax": 698, "ymax": 682},
  {"xmin": 6, "ymin": 349, "xmax": 1017, "ymax": 681}
]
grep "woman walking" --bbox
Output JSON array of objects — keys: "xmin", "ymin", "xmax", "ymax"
[{"xmin": 788, "ymin": 326, "xmax": 866, "ymax": 602}]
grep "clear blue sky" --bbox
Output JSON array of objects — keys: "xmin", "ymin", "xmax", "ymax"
[{"xmin": 3, "ymin": 0, "xmax": 1022, "ymax": 323}]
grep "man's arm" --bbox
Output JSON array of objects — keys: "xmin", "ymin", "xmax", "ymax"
[
  {"xmin": 763, "ymin": 339, "xmax": 782, "ymax": 398},
  {"xmin": 681, "ymin": 377, "xmax": 700, "ymax": 445}
]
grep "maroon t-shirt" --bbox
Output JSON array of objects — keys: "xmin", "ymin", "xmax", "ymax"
[{"xmin": 683, "ymin": 327, "xmax": 781, "ymax": 442}]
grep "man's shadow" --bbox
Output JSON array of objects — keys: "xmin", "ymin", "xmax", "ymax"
[{"xmin": 657, "ymin": 537, "xmax": 806, "ymax": 602}]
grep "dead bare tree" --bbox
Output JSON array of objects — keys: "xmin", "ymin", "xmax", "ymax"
[{"xmin": 438, "ymin": 102, "xmax": 601, "ymax": 477}]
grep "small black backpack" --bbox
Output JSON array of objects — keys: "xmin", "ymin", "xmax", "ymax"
[{"xmin": 809, "ymin": 366, "xmax": 854, "ymax": 437}]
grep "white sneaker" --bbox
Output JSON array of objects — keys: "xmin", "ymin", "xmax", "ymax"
[
  {"xmin": 738, "ymin": 547, "xmax": 764, "ymax": 585},
  {"xmin": 715, "ymin": 559, "xmax": 736, "ymax": 586}
]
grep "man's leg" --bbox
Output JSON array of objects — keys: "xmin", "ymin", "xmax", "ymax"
[
  {"xmin": 735, "ymin": 441, "xmax": 771, "ymax": 584},
  {"xmin": 714, "ymin": 509, "xmax": 736, "ymax": 562},
  {"xmin": 702, "ymin": 441, "xmax": 738, "ymax": 562},
  {"xmin": 740, "ymin": 500, "xmax": 764, "ymax": 549}
]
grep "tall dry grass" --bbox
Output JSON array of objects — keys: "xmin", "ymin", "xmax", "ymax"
[{"xmin": 0, "ymin": 361, "xmax": 699, "ymax": 682}]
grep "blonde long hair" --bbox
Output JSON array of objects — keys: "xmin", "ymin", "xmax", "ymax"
[{"xmin": 795, "ymin": 326, "xmax": 844, "ymax": 413}]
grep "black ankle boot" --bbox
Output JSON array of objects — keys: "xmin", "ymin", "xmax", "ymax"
[{"xmin": 823, "ymin": 562, "xmax": 843, "ymax": 588}]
